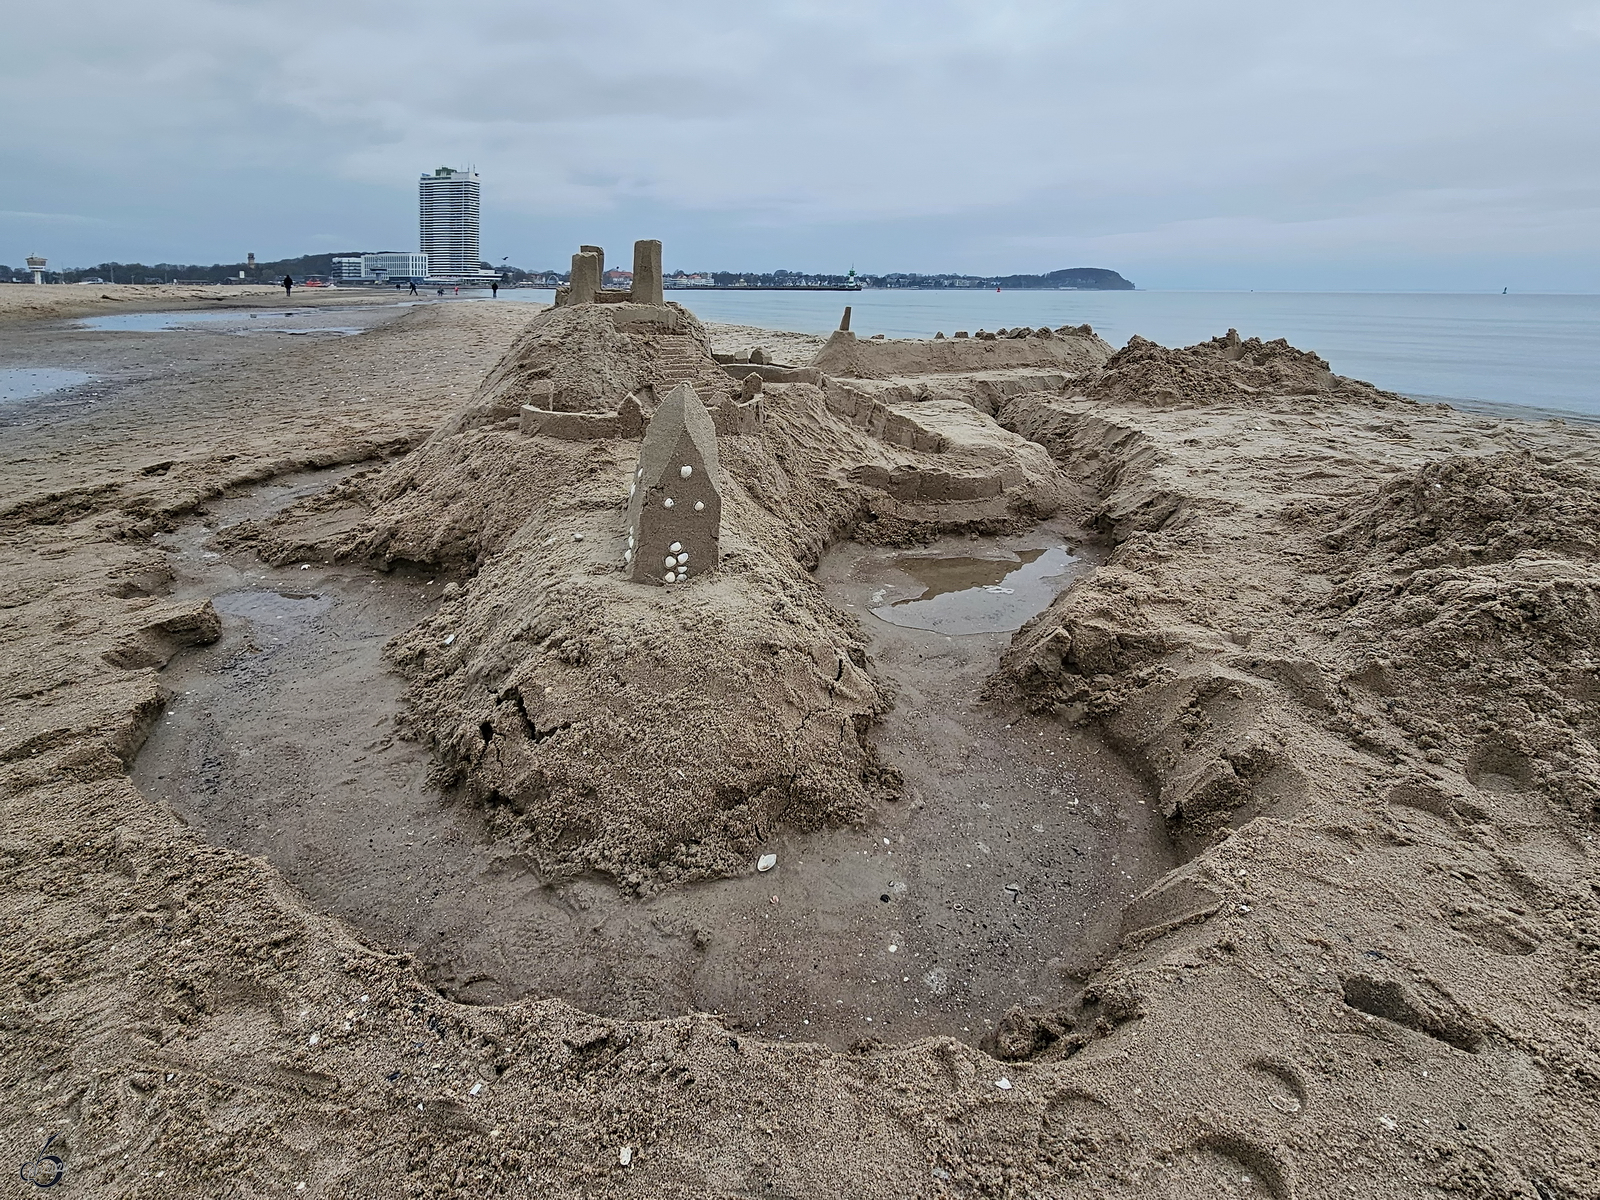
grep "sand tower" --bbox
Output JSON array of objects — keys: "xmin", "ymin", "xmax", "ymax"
[
  {"xmin": 555, "ymin": 239, "xmax": 665, "ymax": 308},
  {"xmin": 623, "ymin": 382, "xmax": 721, "ymax": 585}
]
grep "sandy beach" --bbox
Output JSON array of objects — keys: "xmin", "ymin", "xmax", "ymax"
[{"xmin": 3, "ymin": 290, "xmax": 1598, "ymax": 1198}]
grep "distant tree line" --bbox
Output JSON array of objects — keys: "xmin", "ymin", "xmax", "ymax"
[
  {"xmin": 1, "ymin": 257, "xmax": 1132, "ymax": 290},
  {"xmin": 0, "ymin": 254, "xmax": 538, "ymax": 285}
]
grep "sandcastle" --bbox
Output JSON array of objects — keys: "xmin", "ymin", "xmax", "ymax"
[
  {"xmin": 623, "ymin": 381, "xmax": 721, "ymax": 585},
  {"xmin": 555, "ymin": 239, "xmax": 665, "ymax": 307}
]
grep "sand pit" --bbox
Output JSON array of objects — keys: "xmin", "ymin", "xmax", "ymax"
[{"xmin": 4, "ymin": 289, "xmax": 1600, "ymax": 1197}]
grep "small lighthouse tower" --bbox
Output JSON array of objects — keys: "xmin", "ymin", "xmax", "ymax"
[
  {"xmin": 623, "ymin": 382, "xmax": 722, "ymax": 586},
  {"xmin": 26, "ymin": 255, "xmax": 47, "ymax": 285}
]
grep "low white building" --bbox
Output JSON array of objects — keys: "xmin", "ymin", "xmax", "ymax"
[{"xmin": 331, "ymin": 252, "xmax": 432, "ymax": 282}]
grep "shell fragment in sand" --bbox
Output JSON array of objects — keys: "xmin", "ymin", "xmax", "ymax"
[
  {"xmin": 619, "ymin": 1146, "xmax": 634, "ymax": 1166},
  {"xmin": 757, "ymin": 853, "xmax": 777, "ymax": 872},
  {"xmin": 994, "ymin": 1078, "xmax": 1013, "ymax": 1090}
]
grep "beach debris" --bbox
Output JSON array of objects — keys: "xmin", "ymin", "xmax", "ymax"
[
  {"xmin": 757, "ymin": 853, "xmax": 777, "ymax": 872},
  {"xmin": 619, "ymin": 1146, "xmax": 634, "ymax": 1166},
  {"xmin": 443, "ymin": 633, "xmax": 456, "ymax": 646},
  {"xmin": 469, "ymin": 1081, "xmax": 484, "ymax": 1097},
  {"xmin": 995, "ymin": 1078, "xmax": 1012, "ymax": 1091}
]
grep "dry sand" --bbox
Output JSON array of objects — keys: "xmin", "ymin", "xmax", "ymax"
[{"xmin": 2, "ymin": 292, "xmax": 1598, "ymax": 1198}]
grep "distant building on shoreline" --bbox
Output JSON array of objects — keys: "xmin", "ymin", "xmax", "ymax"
[
  {"xmin": 332, "ymin": 252, "xmax": 431, "ymax": 282},
  {"xmin": 419, "ymin": 167, "xmax": 496, "ymax": 281}
]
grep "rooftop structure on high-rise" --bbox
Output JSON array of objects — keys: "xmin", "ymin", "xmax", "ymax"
[{"xmin": 419, "ymin": 167, "xmax": 494, "ymax": 280}]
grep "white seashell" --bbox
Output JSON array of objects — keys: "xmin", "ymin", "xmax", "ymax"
[
  {"xmin": 756, "ymin": 853, "xmax": 777, "ymax": 872},
  {"xmin": 680, "ymin": 465, "xmax": 693, "ymax": 478},
  {"xmin": 663, "ymin": 498, "xmax": 674, "ymax": 508},
  {"xmin": 694, "ymin": 500, "xmax": 705, "ymax": 512},
  {"xmin": 619, "ymin": 1146, "xmax": 633, "ymax": 1167},
  {"xmin": 995, "ymin": 1078, "xmax": 1012, "ymax": 1091},
  {"xmin": 573, "ymin": 532, "xmax": 584, "ymax": 541},
  {"xmin": 664, "ymin": 571, "xmax": 676, "ymax": 583},
  {"xmin": 628, "ymin": 483, "xmax": 635, "ymax": 497},
  {"xmin": 669, "ymin": 542, "xmax": 682, "ymax": 553},
  {"xmin": 664, "ymin": 556, "xmax": 677, "ymax": 569},
  {"xmin": 636, "ymin": 466, "xmax": 643, "ymax": 479},
  {"xmin": 627, "ymin": 533, "xmax": 634, "ymax": 547},
  {"xmin": 623, "ymin": 550, "xmax": 632, "ymax": 564},
  {"xmin": 676, "ymin": 553, "xmax": 688, "ymax": 565},
  {"xmin": 677, "ymin": 566, "xmax": 689, "ymax": 577}
]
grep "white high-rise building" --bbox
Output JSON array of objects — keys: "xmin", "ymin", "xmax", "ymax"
[{"xmin": 419, "ymin": 167, "xmax": 491, "ymax": 280}]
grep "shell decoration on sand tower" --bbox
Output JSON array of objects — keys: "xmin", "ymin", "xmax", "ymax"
[{"xmin": 624, "ymin": 381, "xmax": 721, "ymax": 585}]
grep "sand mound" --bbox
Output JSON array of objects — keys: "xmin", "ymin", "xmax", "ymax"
[
  {"xmin": 1317, "ymin": 451, "xmax": 1600, "ymax": 816},
  {"xmin": 1086, "ymin": 329, "xmax": 1405, "ymax": 407},
  {"xmin": 809, "ymin": 325, "xmax": 1113, "ymax": 379},
  {"xmin": 1323, "ymin": 449, "xmax": 1600, "ymax": 566},
  {"xmin": 450, "ymin": 301, "xmax": 732, "ymax": 431}
]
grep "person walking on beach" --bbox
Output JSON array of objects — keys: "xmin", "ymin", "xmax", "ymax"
[
  {"xmin": 409, "ymin": 280, "xmax": 418, "ymax": 295},
  {"xmin": 282, "ymin": 274, "xmax": 294, "ymax": 297},
  {"xmin": 491, "ymin": 280, "xmax": 499, "ymax": 298}
]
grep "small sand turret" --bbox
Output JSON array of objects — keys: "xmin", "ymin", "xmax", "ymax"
[
  {"xmin": 556, "ymin": 239, "xmax": 667, "ymax": 308},
  {"xmin": 623, "ymin": 382, "xmax": 721, "ymax": 585}
]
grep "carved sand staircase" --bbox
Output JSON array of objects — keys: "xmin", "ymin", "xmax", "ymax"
[{"xmin": 647, "ymin": 335, "xmax": 714, "ymax": 392}]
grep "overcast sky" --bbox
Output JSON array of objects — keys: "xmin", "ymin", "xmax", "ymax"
[{"xmin": 3, "ymin": 0, "xmax": 1598, "ymax": 289}]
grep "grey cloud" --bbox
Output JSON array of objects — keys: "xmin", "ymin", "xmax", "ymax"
[{"xmin": 1, "ymin": 0, "xmax": 1597, "ymax": 289}]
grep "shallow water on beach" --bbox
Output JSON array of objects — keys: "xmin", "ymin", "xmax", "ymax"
[
  {"xmin": 77, "ymin": 308, "xmax": 373, "ymax": 335},
  {"xmin": 0, "ymin": 368, "xmax": 94, "ymax": 403},
  {"xmin": 867, "ymin": 545, "xmax": 1082, "ymax": 636},
  {"xmin": 496, "ymin": 287, "xmax": 1600, "ymax": 417}
]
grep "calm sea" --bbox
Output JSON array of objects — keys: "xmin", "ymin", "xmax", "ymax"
[{"xmin": 494, "ymin": 289, "xmax": 1600, "ymax": 419}]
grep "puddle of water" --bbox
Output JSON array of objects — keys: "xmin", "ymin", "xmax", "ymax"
[
  {"xmin": 0, "ymin": 368, "xmax": 94, "ymax": 403},
  {"xmin": 212, "ymin": 588, "xmax": 334, "ymax": 628},
  {"xmin": 76, "ymin": 309, "xmax": 370, "ymax": 335},
  {"xmin": 873, "ymin": 545, "xmax": 1080, "ymax": 635}
]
